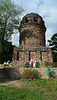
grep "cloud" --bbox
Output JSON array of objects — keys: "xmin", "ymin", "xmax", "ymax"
[
  {"xmin": 12, "ymin": 0, "xmax": 57, "ymax": 46},
  {"xmin": 12, "ymin": 30, "xmax": 19, "ymax": 46}
]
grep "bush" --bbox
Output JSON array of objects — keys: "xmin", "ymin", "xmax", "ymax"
[{"xmin": 22, "ymin": 69, "xmax": 40, "ymax": 79}]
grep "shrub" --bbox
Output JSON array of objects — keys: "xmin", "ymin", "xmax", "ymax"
[{"xmin": 22, "ymin": 69, "xmax": 40, "ymax": 79}]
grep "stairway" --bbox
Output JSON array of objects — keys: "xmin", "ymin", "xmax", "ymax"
[{"xmin": 0, "ymin": 69, "xmax": 9, "ymax": 82}]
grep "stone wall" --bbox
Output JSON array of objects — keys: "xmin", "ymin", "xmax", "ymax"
[
  {"xmin": 19, "ymin": 23, "xmax": 46, "ymax": 47},
  {"xmin": 12, "ymin": 46, "xmax": 53, "ymax": 66},
  {"xmin": 3, "ymin": 68, "xmax": 57, "ymax": 79}
]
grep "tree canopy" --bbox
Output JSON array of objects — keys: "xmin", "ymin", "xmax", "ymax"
[
  {"xmin": 0, "ymin": 0, "xmax": 24, "ymax": 63},
  {"xmin": 0, "ymin": 0, "xmax": 23, "ymax": 40},
  {"xmin": 48, "ymin": 33, "xmax": 57, "ymax": 62},
  {"xmin": 48, "ymin": 33, "xmax": 57, "ymax": 52}
]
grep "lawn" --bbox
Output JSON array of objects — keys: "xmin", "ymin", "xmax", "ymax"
[{"xmin": 0, "ymin": 79, "xmax": 57, "ymax": 100}]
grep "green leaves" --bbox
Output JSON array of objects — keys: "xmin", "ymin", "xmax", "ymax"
[
  {"xmin": 0, "ymin": 0, "xmax": 24, "ymax": 63},
  {"xmin": 22, "ymin": 69, "xmax": 40, "ymax": 79},
  {"xmin": 0, "ymin": 0, "xmax": 24, "ymax": 40},
  {"xmin": 48, "ymin": 33, "xmax": 57, "ymax": 62},
  {"xmin": 12, "ymin": 19, "xmax": 19, "ymax": 25}
]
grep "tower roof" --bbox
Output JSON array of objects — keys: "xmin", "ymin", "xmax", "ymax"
[
  {"xmin": 20, "ymin": 13, "xmax": 44, "ymax": 25},
  {"xmin": 24, "ymin": 13, "xmax": 41, "ymax": 18}
]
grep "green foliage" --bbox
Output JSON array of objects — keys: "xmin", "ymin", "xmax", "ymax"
[
  {"xmin": 0, "ymin": 79, "xmax": 57, "ymax": 100},
  {"xmin": 22, "ymin": 69, "xmax": 40, "ymax": 79},
  {"xmin": 0, "ymin": 86, "xmax": 41, "ymax": 100},
  {"xmin": 35, "ymin": 79, "xmax": 57, "ymax": 91},
  {"xmin": 52, "ymin": 52, "xmax": 57, "ymax": 62},
  {"xmin": 0, "ymin": 42, "xmax": 2, "ymax": 53},
  {"xmin": 48, "ymin": 33, "xmax": 57, "ymax": 48},
  {"xmin": 0, "ymin": 0, "xmax": 24, "ymax": 63},
  {"xmin": 0, "ymin": 40, "xmax": 14, "ymax": 63},
  {"xmin": 48, "ymin": 33, "xmax": 57, "ymax": 62},
  {"xmin": 0, "ymin": 0, "xmax": 24, "ymax": 40}
]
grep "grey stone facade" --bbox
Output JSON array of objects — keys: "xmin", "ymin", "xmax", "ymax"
[{"xmin": 12, "ymin": 13, "xmax": 53, "ymax": 66}]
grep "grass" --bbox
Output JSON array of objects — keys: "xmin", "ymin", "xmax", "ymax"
[
  {"xmin": 0, "ymin": 66, "xmax": 56, "ymax": 68},
  {"xmin": 0, "ymin": 66, "xmax": 25, "ymax": 68},
  {"xmin": 0, "ymin": 66, "xmax": 26, "ymax": 68},
  {"xmin": 0, "ymin": 79, "xmax": 57, "ymax": 100}
]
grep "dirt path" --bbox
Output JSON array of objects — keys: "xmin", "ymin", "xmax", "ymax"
[
  {"xmin": 0, "ymin": 80, "xmax": 22, "ymax": 87},
  {"xmin": 0, "ymin": 80, "xmax": 38, "ymax": 90}
]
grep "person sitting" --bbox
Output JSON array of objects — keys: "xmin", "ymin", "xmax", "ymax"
[
  {"xmin": 29, "ymin": 59, "xmax": 33, "ymax": 68},
  {"xmin": 33, "ymin": 59, "xmax": 36, "ymax": 68}
]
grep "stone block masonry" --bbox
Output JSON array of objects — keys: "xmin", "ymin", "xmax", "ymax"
[
  {"xmin": 2, "ymin": 68, "xmax": 57, "ymax": 79},
  {"xmin": 12, "ymin": 13, "xmax": 53, "ymax": 66}
]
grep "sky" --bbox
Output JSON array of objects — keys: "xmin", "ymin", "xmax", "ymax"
[{"xmin": 12, "ymin": 0, "xmax": 57, "ymax": 46}]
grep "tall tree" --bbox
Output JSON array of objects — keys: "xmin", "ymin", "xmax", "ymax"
[
  {"xmin": 0, "ymin": 0, "xmax": 24, "ymax": 40},
  {"xmin": 48, "ymin": 33, "xmax": 57, "ymax": 62},
  {"xmin": 0, "ymin": 0, "xmax": 24, "ymax": 63}
]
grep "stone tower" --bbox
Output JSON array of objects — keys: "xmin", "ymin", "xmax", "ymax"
[
  {"xmin": 19, "ymin": 13, "xmax": 46, "ymax": 47},
  {"xmin": 12, "ymin": 13, "xmax": 53, "ymax": 66}
]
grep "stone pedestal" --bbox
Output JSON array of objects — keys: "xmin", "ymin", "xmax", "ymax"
[{"xmin": 12, "ymin": 46, "xmax": 53, "ymax": 66}]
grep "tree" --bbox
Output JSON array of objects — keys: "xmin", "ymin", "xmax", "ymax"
[
  {"xmin": 0, "ymin": 0, "xmax": 24, "ymax": 40},
  {"xmin": 0, "ymin": 0, "xmax": 24, "ymax": 63},
  {"xmin": 48, "ymin": 33, "xmax": 57, "ymax": 62},
  {"xmin": 1, "ymin": 40, "xmax": 14, "ymax": 63}
]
